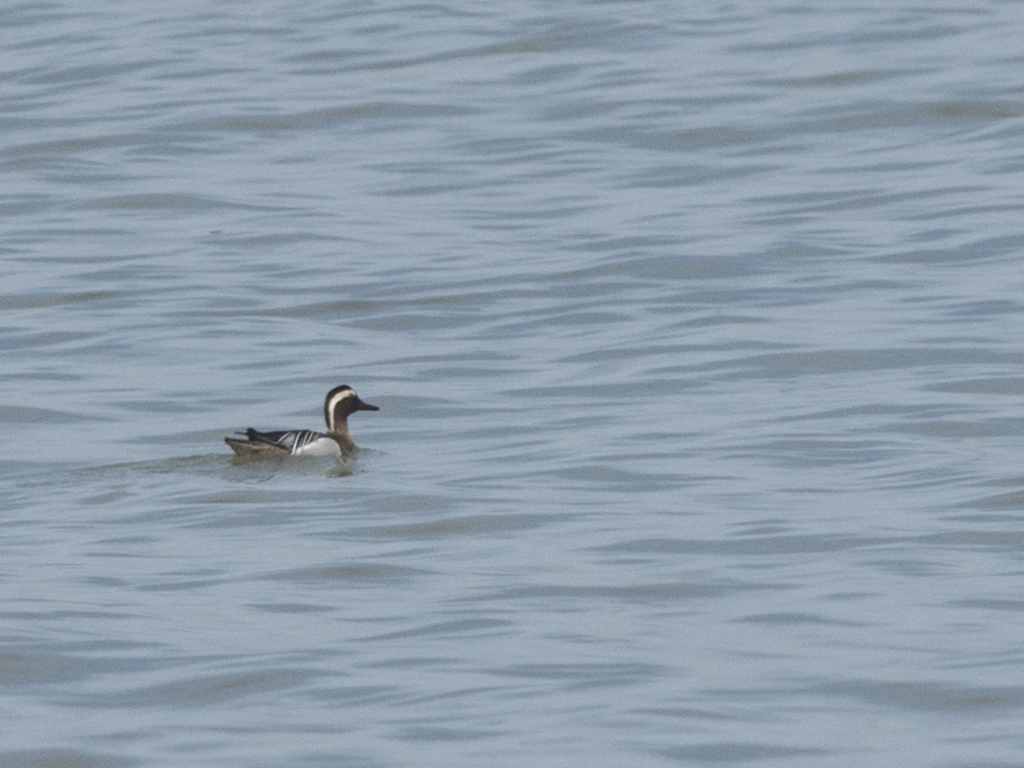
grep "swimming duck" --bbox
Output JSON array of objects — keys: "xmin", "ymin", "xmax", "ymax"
[{"xmin": 225, "ymin": 385, "xmax": 379, "ymax": 457}]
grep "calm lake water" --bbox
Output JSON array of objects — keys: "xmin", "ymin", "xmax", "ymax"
[{"xmin": 3, "ymin": 1, "xmax": 1024, "ymax": 766}]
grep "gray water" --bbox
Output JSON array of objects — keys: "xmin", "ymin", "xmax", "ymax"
[{"xmin": 3, "ymin": 2, "xmax": 1024, "ymax": 766}]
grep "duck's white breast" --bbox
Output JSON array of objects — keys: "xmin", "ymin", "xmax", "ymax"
[{"xmin": 293, "ymin": 437, "xmax": 342, "ymax": 457}]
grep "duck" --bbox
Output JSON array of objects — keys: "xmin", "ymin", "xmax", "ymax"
[{"xmin": 225, "ymin": 385, "xmax": 379, "ymax": 458}]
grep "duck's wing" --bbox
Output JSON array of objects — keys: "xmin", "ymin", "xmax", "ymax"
[{"xmin": 225, "ymin": 428, "xmax": 327, "ymax": 456}]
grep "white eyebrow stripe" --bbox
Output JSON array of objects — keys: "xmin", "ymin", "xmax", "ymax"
[
  {"xmin": 327, "ymin": 390, "xmax": 356, "ymax": 411},
  {"xmin": 325, "ymin": 388, "xmax": 357, "ymax": 432}
]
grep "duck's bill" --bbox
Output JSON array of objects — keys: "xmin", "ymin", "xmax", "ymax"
[{"xmin": 357, "ymin": 399, "xmax": 380, "ymax": 411}]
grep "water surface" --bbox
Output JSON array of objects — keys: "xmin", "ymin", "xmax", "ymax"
[{"xmin": 3, "ymin": 2, "xmax": 1024, "ymax": 766}]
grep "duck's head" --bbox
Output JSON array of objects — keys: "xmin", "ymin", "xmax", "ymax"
[{"xmin": 324, "ymin": 384, "xmax": 379, "ymax": 432}]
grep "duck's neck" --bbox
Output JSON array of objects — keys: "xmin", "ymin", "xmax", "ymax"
[{"xmin": 328, "ymin": 420, "xmax": 355, "ymax": 452}]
